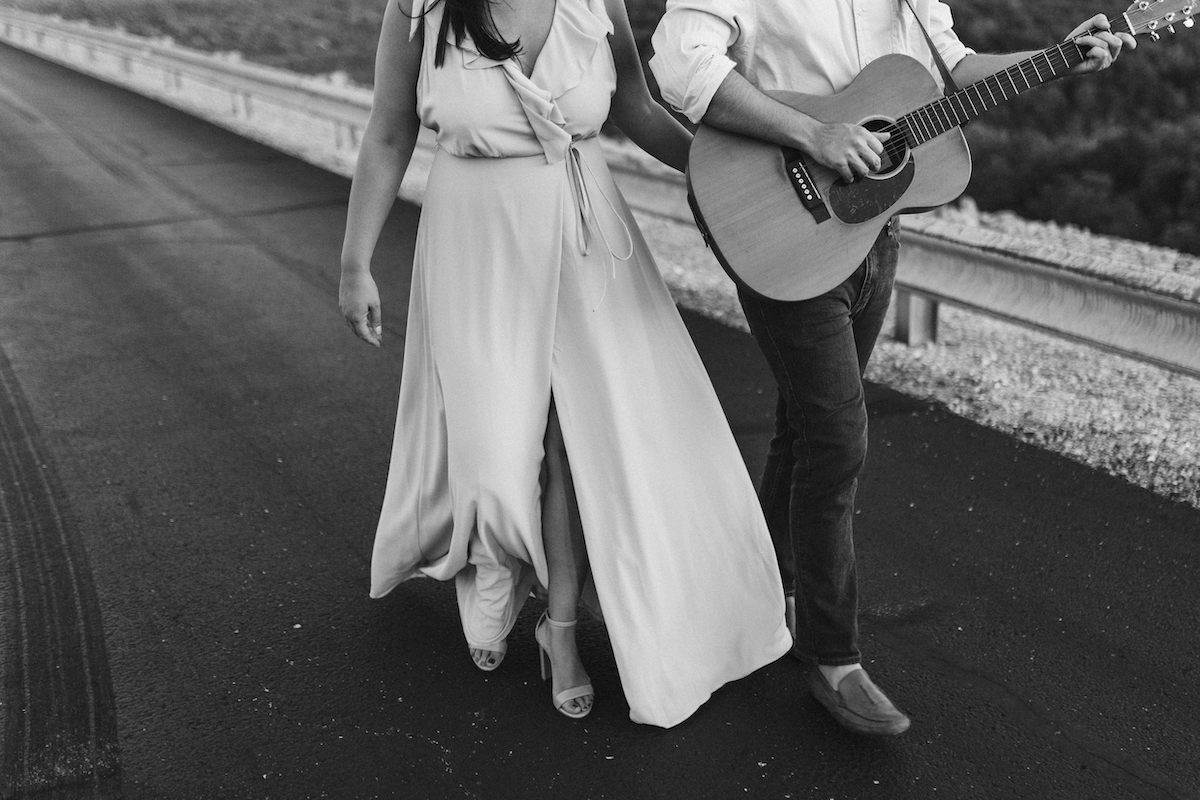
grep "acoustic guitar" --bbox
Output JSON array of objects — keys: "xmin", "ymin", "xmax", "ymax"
[{"xmin": 686, "ymin": 0, "xmax": 1195, "ymax": 301}]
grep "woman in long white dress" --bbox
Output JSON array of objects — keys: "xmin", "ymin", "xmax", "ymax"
[{"xmin": 339, "ymin": 0, "xmax": 791, "ymax": 727}]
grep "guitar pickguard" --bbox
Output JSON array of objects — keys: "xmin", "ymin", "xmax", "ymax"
[{"xmin": 827, "ymin": 158, "xmax": 915, "ymax": 224}]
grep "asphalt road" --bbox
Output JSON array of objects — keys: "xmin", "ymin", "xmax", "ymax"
[{"xmin": 1, "ymin": 43, "xmax": 1198, "ymax": 800}]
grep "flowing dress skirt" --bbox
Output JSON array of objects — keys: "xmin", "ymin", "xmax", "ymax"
[{"xmin": 370, "ymin": 138, "xmax": 790, "ymax": 727}]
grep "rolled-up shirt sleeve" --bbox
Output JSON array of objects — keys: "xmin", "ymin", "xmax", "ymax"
[
  {"xmin": 649, "ymin": 0, "xmax": 750, "ymax": 124},
  {"xmin": 928, "ymin": 0, "xmax": 975, "ymax": 72}
]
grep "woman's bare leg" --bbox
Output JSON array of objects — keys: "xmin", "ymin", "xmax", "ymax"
[{"xmin": 539, "ymin": 398, "xmax": 592, "ymax": 714}]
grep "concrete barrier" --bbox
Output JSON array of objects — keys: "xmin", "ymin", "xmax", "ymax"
[{"xmin": 3, "ymin": 5, "xmax": 1197, "ymax": 378}]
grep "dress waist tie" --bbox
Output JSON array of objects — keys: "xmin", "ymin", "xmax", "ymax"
[{"xmin": 565, "ymin": 136, "xmax": 634, "ymax": 310}]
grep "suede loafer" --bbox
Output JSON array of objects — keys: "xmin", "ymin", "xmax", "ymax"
[{"xmin": 809, "ymin": 668, "xmax": 911, "ymax": 736}]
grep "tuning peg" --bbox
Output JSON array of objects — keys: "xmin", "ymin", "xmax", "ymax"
[
  {"xmin": 1169, "ymin": 23, "xmax": 1177, "ymax": 32},
  {"xmin": 1150, "ymin": 29, "xmax": 1161, "ymax": 39},
  {"xmin": 1186, "ymin": 16, "xmax": 1196, "ymax": 27}
]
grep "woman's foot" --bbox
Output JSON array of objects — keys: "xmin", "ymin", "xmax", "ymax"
[
  {"xmin": 535, "ymin": 613, "xmax": 593, "ymax": 718},
  {"xmin": 469, "ymin": 646, "xmax": 505, "ymax": 671}
]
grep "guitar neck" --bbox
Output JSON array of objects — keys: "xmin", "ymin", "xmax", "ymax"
[{"xmin": 899, "ymin": 16, "xmax": 1132, "ymax": 147}]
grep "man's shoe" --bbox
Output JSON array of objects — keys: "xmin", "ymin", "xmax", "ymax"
[{"xmin": 809, "ymin": 668, "xmax": 911, "ymax": 736}]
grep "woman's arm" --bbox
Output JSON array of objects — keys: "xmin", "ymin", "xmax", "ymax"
[
  {"xmin": 602, "ymin": 0, "xmax": 691, "ymax": 173},
  {"xmin": 339, "ymin": 0, "xmax": 424, "ymax": 347}
]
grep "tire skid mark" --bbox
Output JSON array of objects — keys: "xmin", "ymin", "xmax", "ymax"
[
  {"xmin": 0, "ymin": 348, "xmax": 120, "ymax": 798},
  {"xmin": 0, "ymin": 197, "xmax": 346, "ymax": 244},
  {"xmin": 0, "ymin": 80, "xmax": 44, "ymax": 125}
]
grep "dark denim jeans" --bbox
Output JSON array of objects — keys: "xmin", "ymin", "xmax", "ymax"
[{"xmin": 737, "ymin": 221, "xmax": 899, "ymax": 666}]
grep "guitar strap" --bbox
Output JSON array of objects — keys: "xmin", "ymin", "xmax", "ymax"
[{"xmin": 899, "ymin": 0, "xmax": 961, "ymax": 94}]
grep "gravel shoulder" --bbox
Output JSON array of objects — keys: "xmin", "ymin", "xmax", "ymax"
[
  {"xmin": 635, "ymin": 202, "xmax": 1200, "ymax": 512},
  {"xmin": 866, "ymin": 299, "xmax": 1200, "ymax": 510},
  {"xmin": 876, "ymin": 204, "xmax": 1199, "ymax": 511}
]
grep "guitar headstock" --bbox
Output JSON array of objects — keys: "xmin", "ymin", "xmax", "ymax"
[{"xmin": 1122, "ymin": 0, "xmax": 1196, "ymax": 40}]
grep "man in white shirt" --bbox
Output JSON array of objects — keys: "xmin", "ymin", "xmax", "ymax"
[{"xmin": 650, "ymin": 0, "xmax": 1132, "ymax": 736}]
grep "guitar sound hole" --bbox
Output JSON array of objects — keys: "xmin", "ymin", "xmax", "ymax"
[{"xmin": 862, "ymin": 116, "xmax": 907, "ymax": 178}]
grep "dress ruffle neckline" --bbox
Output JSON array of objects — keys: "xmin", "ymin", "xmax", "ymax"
[{"xmin": 412, "ymin": 0, "xmax": 613, "ymax": 163}]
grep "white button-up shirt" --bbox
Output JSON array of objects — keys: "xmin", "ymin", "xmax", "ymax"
[{"xmin": 650, "ymin": 0, "xmax": 975, "ymax": 123}]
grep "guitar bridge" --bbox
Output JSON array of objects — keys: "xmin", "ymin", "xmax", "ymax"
[{"xmin": 782, "ymin": 148, "xmax": 830, "ymax": 223}]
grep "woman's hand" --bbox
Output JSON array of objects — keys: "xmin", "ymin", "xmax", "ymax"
[
  {"xmin": 335, "ymin": 0, "xmax": 421, "ymax": 351},
  {"xmin": 1068, "ymin": 13, "xmax": 1135, "ymax": 75},
  {"xmin": 340, "ymin": 269, "xmax": 382, "ymax": 347}
]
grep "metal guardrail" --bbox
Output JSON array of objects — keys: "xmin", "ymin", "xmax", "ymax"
[
  {"xmin": 896, "ymin": 231, "xmax": 1200, "ymax": 377},
  {"xmin": 3, "ymin": 5, "xmax": 1198, "ymax": 378},
  {"xmin": 0, "ymin": 6, "xmax": 379, "ymax": 180}
]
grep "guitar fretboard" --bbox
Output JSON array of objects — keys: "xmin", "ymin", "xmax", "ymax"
[{"xmin": 890, "ymin": 17, "xmax": 1131, "ymax": 151}]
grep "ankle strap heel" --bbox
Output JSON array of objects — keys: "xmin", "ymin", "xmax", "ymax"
[{"xmin": 534, "ymin": 612, "xmax": 593, "ymax": 719}]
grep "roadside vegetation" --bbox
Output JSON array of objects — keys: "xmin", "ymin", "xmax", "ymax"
[
  {"xmin": 1, "ymin": 0, "xmax": 386, "ymax": 79},
  {"xmin": 6, "ymin": 0, "xmax": 1197, "ymax": 254}
]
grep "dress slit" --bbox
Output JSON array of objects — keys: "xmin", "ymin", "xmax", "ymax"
[{"xmin": 369, "ymin": 0, "xmax": 792, "ymax": 727}]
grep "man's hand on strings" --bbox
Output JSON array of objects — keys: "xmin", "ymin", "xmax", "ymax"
[{"xmin": 810, "ymin": 123, "xmax": 891, "ymax": 183}]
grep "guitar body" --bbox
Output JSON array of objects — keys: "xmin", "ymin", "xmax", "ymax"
[{"xmin": 687, "ymin": 54, "xmax": 973, "ymax": 301}]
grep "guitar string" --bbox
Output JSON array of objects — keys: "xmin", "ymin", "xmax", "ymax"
[
  {"xmin": 838, "ymin": 13, "xmax": 1169, "ymax": 172},
  {"xmin": 873, "ymin": 39, "xmax": 1088, "ymax": 165},
  {"xmin": 836, "ymin": 14, "xmax": 1186, "ymax": 174}
]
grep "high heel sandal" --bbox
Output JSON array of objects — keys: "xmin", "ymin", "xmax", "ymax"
[{"xmin": 534, "ymin": 612, "xmax": 594, "ymax": 719}]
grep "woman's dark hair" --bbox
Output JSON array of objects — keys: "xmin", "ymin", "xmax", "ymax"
[{"xmin": 407, "ymin": 0, "xmax": 521, "ymax": 67}]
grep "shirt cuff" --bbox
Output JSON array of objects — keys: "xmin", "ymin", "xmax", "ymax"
[
  {"xmin": 649, "ymin": 49, "xmax": 738, "ymax": 125},
  {"xmin": 941, "ymin": 43, "xmax": 975, "ymax": 73}
]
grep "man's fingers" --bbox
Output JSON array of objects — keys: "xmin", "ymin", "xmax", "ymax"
[
  {"xmin": 843, "ymin": 153, "xmax": 872, "ymax": 181},
  {"xmin": 859, "ymin": 139, "xmax": 884, "ymax": 172},
  {"xmin": 1070, "ymin": 12, "xmax": 1109, "ymax": 39},
  {"xmin": 1096, "ymin": 31, "xmax": 1122, "ymax": 56}
]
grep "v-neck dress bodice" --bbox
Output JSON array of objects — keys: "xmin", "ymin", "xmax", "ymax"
[
  {"xmin": 371, "ymin": 0, "xmax": 790, "ymax": 728},
  {"xmin": 413, "ymin": 0, "xmax": 613, "ymax": 161}
]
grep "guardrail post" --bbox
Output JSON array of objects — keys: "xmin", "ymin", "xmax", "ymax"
[{"xmin": 894, "ymin": 288, "xmax": 940, "ymax": 346}]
